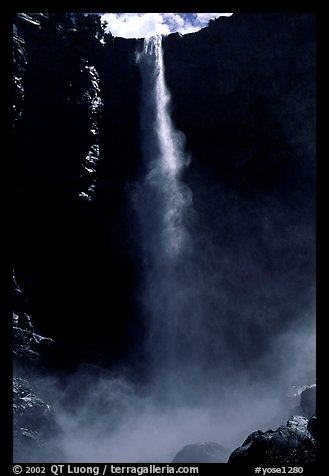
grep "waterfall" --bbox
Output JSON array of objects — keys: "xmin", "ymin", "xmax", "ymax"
[
  {"xmin": 137, "ymin": 35, "xmax": 192, "ymax": 257},
  {"xmin": 136, "ymin": 35, "xmax": 200, "ymax": 392}
]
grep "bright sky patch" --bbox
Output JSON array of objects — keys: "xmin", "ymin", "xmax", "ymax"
[{"xmin": 100, "ymin": 13, "xmax": 233, "ymax": 39}]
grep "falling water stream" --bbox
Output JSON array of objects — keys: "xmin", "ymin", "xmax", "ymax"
[
  {"xmin": 137, "ymin": 35, "xmax": 192, "ymax": 254},
  {"xmin": 136, "ymin": 35, "xmax": 201, "ymax": 394}
]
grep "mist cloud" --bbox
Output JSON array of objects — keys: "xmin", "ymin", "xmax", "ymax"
[{"xmin": 24, "ymin": 363, "xmax": 298, "ymax": 463}]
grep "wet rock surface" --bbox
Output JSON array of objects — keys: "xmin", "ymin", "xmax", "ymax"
[
  {"xmin": 13, "ymin": 377, "xmax": 63, "ymax": 462},
  {"xmin": 228, "ymin": 415, "xmax": 316, "ymax": 464},
  {"xmin": 13, "ymin": 274, "xmax": 54, "ymax": 367},
  {"xmin": 13, "ymin": 274, "xmax": 62, "ymax": 462},
  {"xmin": 300, "ymin": 384, "xmax": 316, "ymax": 418},
  {"xmin": 307, "ymin": 416, "xmax": 316, "ymax": 441}
]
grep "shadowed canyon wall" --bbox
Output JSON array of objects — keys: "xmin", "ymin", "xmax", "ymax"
[{"xmin": 13, "ymin": 13, "xmax": 315, "ymax": 382}]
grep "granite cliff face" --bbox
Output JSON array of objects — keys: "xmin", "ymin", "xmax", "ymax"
[{"xmin": 13, "ymin": 12, "xmax": 315, "ymax": 375}]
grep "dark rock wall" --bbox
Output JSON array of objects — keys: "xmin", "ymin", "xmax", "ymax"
[
  {"xmin": 163, "ymin": 14, "xmax": 315, "ymax": 197},
  {"xmin": 13, "ymin": 13, "xmax": 315, "ymax": 375},
  {"xmin": 162, "ymin": 13, "xmax": 316, "ymax": 375},
  {"xmin": 13, "ymin": 13, "xmax": 142, "ymax": 370}
]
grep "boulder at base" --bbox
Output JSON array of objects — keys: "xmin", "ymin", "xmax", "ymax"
[
  {"xmin": 228, "ymin": 416, "xmax": 315, "ymax": 464},
  {"xmin": 172, "ymin": 441, "xmax": 230, "ymax": 463},
  {"xmin": 300, "ymin": 384, "xmax": 316, "ymax": 418}
]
